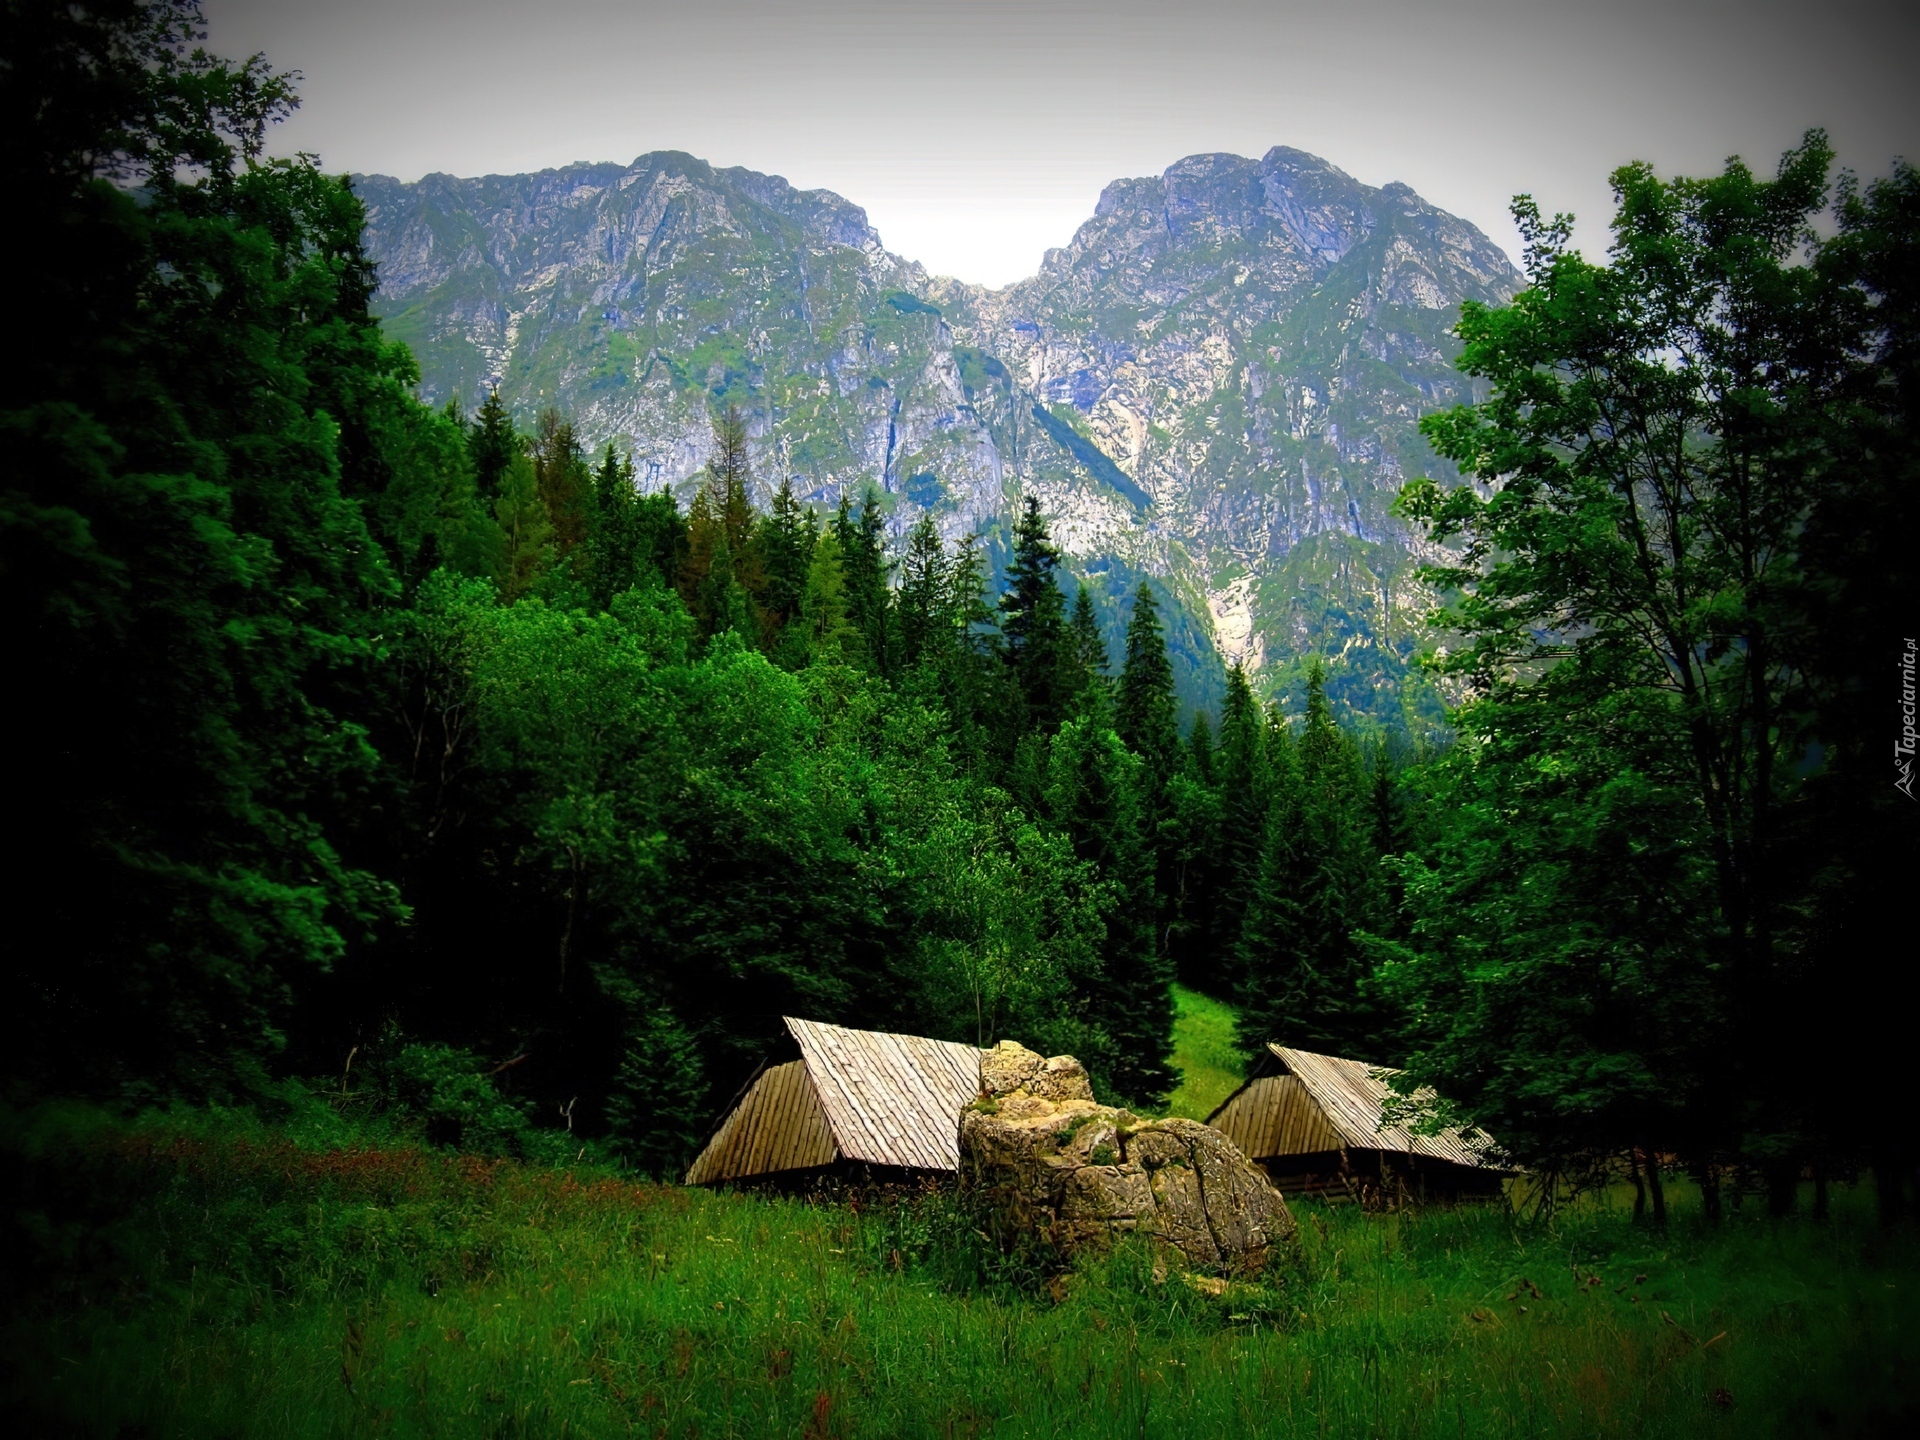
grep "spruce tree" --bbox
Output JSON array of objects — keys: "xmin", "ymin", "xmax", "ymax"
[
  {"xmin": 802, "ymin": 527, "xmax": 856, "ymax": 661},
  {"xmin": 1116, "ymin": 582, "xmax": 1180, "ymax": 780},
  {"xmin": 468, "ymin": 388, "xmax": 517, "ymax": 499},
  {"xmin": 1114, "ymin": 580, "xmax": 1183, "ymax": 983},
  {"xmin": 679, "ymin": 486, "xmax": 720, "ymax": 629},
  {"xmin": 495, "ymin": 452, "xmax": 554, "ymax": 600},
  {"xmin": 1046, "ymin": 709, "xmax": 1175, "ymax": 1106},
  {"xmin": 1065, "ymin": 584, "xmax": 1109, "ymax": 713},
  {"xmin": 1207, "ymin": 662, "xmax": 1270, "ymax": 994},
  {"xmin": 1000, "ymin": 495, "xmax": 1069, "ymax": 733},
  {"xmin": 897, "ymin": 514, "xmax": 949, "ymax": 669},
  {"xmin": 709, "ymin": 404, "xmax": 753, "ymax": 551},
  {"xmin": 759, "ymin": 475, "xmax": 812, "ymax": 637},
  {"xmin": 707, "ymin": 405, "xmax": 764, "ymax": 604},
  {"xmin": 834, "ymin": 486, "xmax": 891, "ymax": 673},
  {"xmin": 1187, "ymin": 712, "xmax": 1216, "ymax": 785},
  {"xmin": 585, "ymin": 442, "xmax": 640, "ymax": 609},
  {"xmin": 1237, "ymin": 661, "xmax": 1382, "ymax": 1060},
  {"xmin": 533, "ymin": 408, "xmax": 589, "ymax": 559}
]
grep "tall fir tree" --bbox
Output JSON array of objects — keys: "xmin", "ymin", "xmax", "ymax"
[
  {"xmin": 584, "ymin": 443, "xmax": 640, "ymax": 609},
  {"xmin": 1115, "ymin": 580, "xmax": 1183, "ymax": 975},
  {"xmin": 834, "ymin": 486, "xmax": 890, "ymax": 673},
  {"xmin": 896, "ymin": 514, "xmax": 950, "ymax": 670},
  {"xmin": 1206, "ymin": 662, "xmax": 1270, "ymax": 994},
  {"xmin": 999, "ymin": 495, "xmax": 1070, "ymax": 733},
  {"xmin": 707, "ymin": 405, "xmax": 763, "ymax": 602},
  {"xmin": 468, "ymin": 388, "xmax": 517, "ymax": 500},
  {"xmin": 1046, "ymin": 708, "xmax": 1175, "ymax": 1106},
  {"xmin": 1187, "ymin": 712, "xmax": 1217, "ymax": 785},
  {"xmin": 758, "ymin": 474, "xmax": 813, "ymax": 637},
  {"xmin": 801, "ymin": 527, "xmax": 856, "ymax": 661},
  {"xmin": 1116, "ymin": 582, "xmax": 1180, "ymax": 781},
  {"xmin": 1064, "ymin": 584, "xmax": 1109, "ymax": 713},
  {"xmin": 1237, "ymin": 661, "xmax": 1383, "ymax": 1060},
  {"xmin": 533, "ymin": 408, "xmax": 589, "ymax": 560}
]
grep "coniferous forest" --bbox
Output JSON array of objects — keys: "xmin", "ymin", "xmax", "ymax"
[{"xmin": 5, "ymin": 5, "xmax": 1920, "ymax": 1436}]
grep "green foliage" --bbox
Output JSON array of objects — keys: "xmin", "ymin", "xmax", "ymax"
[
  {"xmin": 1371, "ymin": 691, "xmax": 1724, "ymax": 1170},
  {"xmin": 1000, "ymin": 495, "xmax": 1071, "ymax": 732},
  {"xmin": 1388, "ymin": 132, "xmax": 1918, "ymax": 1183},
  {"xmin": 603, "ymin": 1007, "xmax": 709, "ymax": 1178},
  {"xmin": 377, "ymin": 1044, "xmax": 581, "ymax": 1163},
  {"xmin": 1237, "ymin": 663, "xmax": 1385, "ymax": 1062},
  {"xmin": 3, "ymin": 0, "xmax": 406, "ymax": 1099}
]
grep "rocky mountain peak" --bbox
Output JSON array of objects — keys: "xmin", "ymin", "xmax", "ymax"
[{"xmin": 357, "ymin": 145, "xmax": 1520, "ymax": 726}]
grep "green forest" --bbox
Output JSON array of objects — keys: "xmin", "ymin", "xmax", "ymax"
[{"xmin": 4, "ymin": 4, "xmax": 1918, "ymax": 1435}]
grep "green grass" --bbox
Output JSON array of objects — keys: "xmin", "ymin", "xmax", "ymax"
[
  {"xmin": 6, "ymin": 1104, "xmax": 1916, "ymax": 1438},
  {"xmin": 1164, "ymin": 983, "xmax": 1246, "ymax": 1121}
]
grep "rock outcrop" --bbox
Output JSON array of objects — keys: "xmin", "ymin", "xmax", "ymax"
[{"xmin": 959, "ymin": 1041, "xmax": 1294, "ymax": 1274}]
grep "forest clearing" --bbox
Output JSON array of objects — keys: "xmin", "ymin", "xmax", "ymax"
[
  {"xmin": 7, "ymin": 1103, "xmax": 1915, "ymax": 1439},
  {"xmin": 6, "ymin": 1004, "xmax": 1916, "ymax": 1439}
]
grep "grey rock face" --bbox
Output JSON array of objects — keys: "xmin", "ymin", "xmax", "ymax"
[
  {"xmin": 960, "ymin": 1042, "xmax": 1293, "ymax": 1274},
  {"xmin": 356, "ymin": 146, "xmax": 1520, "ymax": 722}
]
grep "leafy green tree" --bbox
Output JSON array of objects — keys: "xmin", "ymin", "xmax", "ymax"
[
  {"xmin": 1789, "ymin": 160, "xmax": 1920, "ymax": 1218},
  {"xmin": 1391, "ymin": 132, "xmax": 1904, "ymax": 1192},
  {"xmin": 1371, "ymin": 690, "xmax": 1725, "ymax": 1184},
  {"xmin": 3, "ymin": 0, "xmax": 399, "ymax": 1094},
  {"xmin": 909, "ymin": 790, "xmax": 1109, "ymax": 1060}
]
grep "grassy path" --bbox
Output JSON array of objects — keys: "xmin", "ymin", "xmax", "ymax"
[{"xmin": 1164, "ymin": 983, "xmax": 1245, "ymax": 1120}]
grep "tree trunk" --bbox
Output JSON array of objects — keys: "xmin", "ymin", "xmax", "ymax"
[
  {"xmin": 1766, "ymin": 1160, "xmax": 1799, "ymax": 1217},
  {"xmin": 1874, "ymin": 1151, "xmax": 1906, "ymax": 1228},
  {"xmin": 1695, "ymin": 1161, "xmax": 1722, "ymax": 1226},
  {"xmin": 1630, "ymin": 1149, "xmax": 1647, "ymax": 1223},
  {"xmin": 1645, "ymin": 1150, "xmax": 1668, "ymax": 1229}
]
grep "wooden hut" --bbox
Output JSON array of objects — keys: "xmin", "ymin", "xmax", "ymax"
[
  {"xmin": 1206, "ymin": 1044, "xmax": 1506, "ymax": 1202},
  {"xmin": 684, "ymin": 1017, "xmax": 982, "ymax": 1186}
]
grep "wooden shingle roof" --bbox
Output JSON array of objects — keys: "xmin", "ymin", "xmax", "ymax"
[
  {"xmin": 1262, "ymin": 1044, "xmax": 1497, "ymax": 1170},
  {"xmin": 785, "ymin": 1017, "xmax": 983, "ymax": 1171}
]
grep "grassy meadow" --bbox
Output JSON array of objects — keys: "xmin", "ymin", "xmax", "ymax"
[
  {"xmin": 5, "ymin": 1094, "xmax": 1916, "ymax": 1440},
  {"xmin": 1163, "ymin": 985, "xmax": 1246, "ymax": 1122}
]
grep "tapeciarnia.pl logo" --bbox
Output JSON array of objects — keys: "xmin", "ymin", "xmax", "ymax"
[{"xmin": 1900, "ymin": 637, "xmax": 1918, "ymax": 801}]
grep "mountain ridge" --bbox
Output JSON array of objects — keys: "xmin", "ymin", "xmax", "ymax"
[{"xmin": 355, "ymin": 145, "xmax": 1521, "ymax": 724}]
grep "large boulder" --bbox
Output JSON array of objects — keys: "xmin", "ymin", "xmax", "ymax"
[{"xmin": 959, "ymin": 1041, "xmax": 1294, "ymax": 1274}]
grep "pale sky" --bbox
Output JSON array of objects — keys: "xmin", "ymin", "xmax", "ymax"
[{"xmin": 206, "ymin": 0, "xmax": 1918, "ymax": 288}]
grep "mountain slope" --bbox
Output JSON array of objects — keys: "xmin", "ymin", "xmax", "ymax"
[{"xmin": 355, "ymin": 146, "xmax": 1520, "ymax": 724}]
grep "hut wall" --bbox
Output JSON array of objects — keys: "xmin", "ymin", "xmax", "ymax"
[
  {"xmin": 1259, "ymin": 1149, "xmax": 1506, "ymax": 1204},
  {"xmin": 1210, "ymin": 1075, "xmax": 1343, "ymax": 1161},
  {"xmin": 685, "ymin": 1060, "xmax": 838, "ymax": 1185}
]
